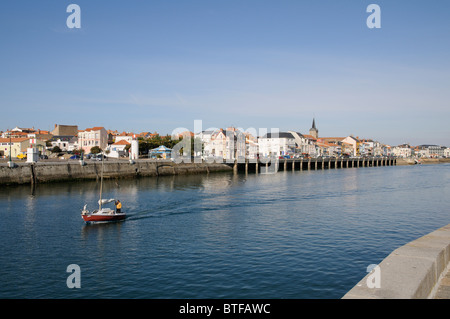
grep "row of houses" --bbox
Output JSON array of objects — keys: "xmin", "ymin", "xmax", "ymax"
[
  {"xmin": 192, "ymin": 120, "xmax": 450, "ymax": 160},
  {"xmin": 193, "ymin": 120, "xmax": 393, "ymax": 160},
  {"xmin": 390, "ymin": 144, "xmax": 450, "ymax": 158},
  {"xmin": 2, "ymin": 121, "xmax": 449, "ymax": 160},
  {"xmin": 1, "ymin": 125, "xmax": 123, "ymax": 158},
  {"xmin": 195, "ymin": 130, "xmax": 380, "ymax": 159},
  {"xmin": 0, "ymin": 125, "xmax": 163, "ymax": 159}
]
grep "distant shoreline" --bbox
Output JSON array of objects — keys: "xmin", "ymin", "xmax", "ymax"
[
  {"xmin": 396, "ymin": 157, "xmax": 450, "ymax": 165},
  {"xmin": 1, "ymin": 157, "xmax": 448, "ymax": 186}
]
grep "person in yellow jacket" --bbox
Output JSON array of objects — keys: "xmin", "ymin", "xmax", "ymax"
[{"xmin": 115, "ymin": 200, "xmax": 122, "ymax": 214}]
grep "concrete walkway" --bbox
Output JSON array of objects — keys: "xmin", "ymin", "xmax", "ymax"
[{"xmin": 343, "ymin": 224, "xmax": 450, "ymax": 299}]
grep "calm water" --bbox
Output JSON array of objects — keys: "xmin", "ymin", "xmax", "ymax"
[{"xmin": 1, "ymin": 163, "xmax": 449, "ymax": 299}]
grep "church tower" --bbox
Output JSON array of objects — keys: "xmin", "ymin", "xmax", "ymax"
[{"xmin": 309, "ymin": 118, "xmax": 318, "ymax": 139}]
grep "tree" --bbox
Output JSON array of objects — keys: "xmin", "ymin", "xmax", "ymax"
[
  {"xmin": 90, "ymin": 146, "xmax": 102, "ymax": 154},
  {"xmin": 51, "ymin": 146, "xmax": 62, "ymax": 153},
  {"xmin": 138, "ymin": 140, "xmax": 150, "ymax": 155}
]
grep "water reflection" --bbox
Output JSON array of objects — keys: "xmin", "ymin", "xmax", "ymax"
[
  {"xmin": 81, "ymin": 221, "xmax": 124, "ymax": 242},
  {"xmin": 24, "ymin": 194, "xmax": 37, "ymax": 239}
]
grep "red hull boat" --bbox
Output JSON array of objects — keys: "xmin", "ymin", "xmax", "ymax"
[
  {"xmin": 81, "ymin": 154, "xmax": 126, "ymax": 223},
  {"xmin": 81, "ymin": 209, "xmax": 126, "ymax": 223}
]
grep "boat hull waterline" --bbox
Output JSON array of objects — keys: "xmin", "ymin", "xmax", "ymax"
[{"xmin": 82, "ymin": 212, "xmax": 126, "ymax": 223}]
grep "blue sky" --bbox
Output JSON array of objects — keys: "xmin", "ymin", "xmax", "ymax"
[{"xmin": 1, "ymin": 0, "xmax": 449, "ymax": 146}]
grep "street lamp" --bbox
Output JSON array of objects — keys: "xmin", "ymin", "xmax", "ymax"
[
  {"xmin": 7, "ymin": 128, "xmax": 14, "ymax": 168},
  {"xmin": 9, "ymin": 128, "xmax": 11, "ymax": 162}
]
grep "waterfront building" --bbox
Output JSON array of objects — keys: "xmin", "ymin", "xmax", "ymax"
[
  {"xmin": 78, "ymin": 127, "xmax": 108, "ymax": 153},
  {"xmin": 417, "ymin": 148, "xmax": 429, "ymax": 158},
  {"xmin": 372, "ymin": 141, "xmax": 385, "ymax": 156},
  {"xmin": 27, "ymin": 130, "xmax": 53, "ymax": 142},
  {"xmin": 257, "ymin": 131, "xmax": 309, "ymax": 157},
  {"xmin": 383, "ymin": 144, "xmax": 392, "ymax": 156},
  {"xmin": 299, "ymin": 134, "xmax": 317, "ymax": 155},
  {"xmin": 244, "ymin": 132, "xmax": 259, "ymax": 160},
  {"xmin": 204, "ymin": 127, "xmax": 246, "ymax": 161},
  {"xmin": 201, "ymin": 128, "xmax": 246, "ymax": 161},
  {"xmin": 0, "ymin": 137, "xmax": 46, "ymax": 158},
  {"xmin": 49, "ymin": 136, "xmax": 78, "ymax": 152},
  {"xmin": 107, "ymin": 139, "xmax": 130, "ymax": 158},
  {"xmin": 0, "ymin": 137, "xmax": 28, "ymax": 158},
  {"xmin": 358, "ymin": 139, "xmax": 374, "ymax": 156},
  {"xmin": 316, "ymin": 137, "xmax": 347, "ymax": 156},
  {"xmin": 341, "ymin": 136, "xmax": 360, "ymax": 156},
  {"xmin": 316, "ymin": 139, "xmax": 343, "ymax": 156},
  {"xmin": 51, "ymin": 124, "xmax": 78, "ymax": 137},
  {"xmin": 392, "ymin": 144, "xmax": 413, "ymax": 158},
  {"xmin": 199, "ymin": 128, "xmax": 258, "ymax": 160},
  {"xmin": 315, "ymin": 140, "xmax": 331, "ymax": 156},
  {"xmin": 196, "ymin": 130, "xmax": 217, "ymax": 145},
  {"xmin": 115, "ymin": 132, "xmax": 136, "ymax": 144},
  {"xmin": 258, "ymin": 132, "xmax": 295, "ymax": 157},
  {"xmin": 341, "ymin": 142, "xmax": 354, "ymax": 156},
  {"xmin": 202, "ymin": 129, "xmax": 225, "ymax": 158},
  {"xmin": 445, "ymin": 148, "xmax": 450, "ymax": 158},
  {"xmin": 416, "ymin": 145, "xmax": 446, "ymax": 158}
]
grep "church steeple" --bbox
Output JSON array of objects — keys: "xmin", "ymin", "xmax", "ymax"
[{"xmin": 309, "ymin": 117, "xmax": 318, "ymax": 139}]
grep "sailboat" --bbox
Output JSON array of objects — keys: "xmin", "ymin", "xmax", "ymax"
[{"xmin": 81, "ymin": 154, "xmax": 126, "ymax": 223}]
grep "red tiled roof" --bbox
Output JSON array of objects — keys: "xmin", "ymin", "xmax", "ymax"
[
  {"xmin": 303, "ymin": 134, "xmax": 317, "ymax": 140},
  {"xmin": 82, "ymin": 127, "xmax": 105, "ymax": 132},
  {"xmin": 118, "ymin": 132, "xmax": 135, "ymax": 136},
  {"xmin": 7, "ymin": 131, "xmax": 28, "ymax": 136},
  {"xmin": 112, "ymin": 140, "xmax": 131, "ymax": 145},
  {"xmin": 0, "ymin": 137, "xmax": 30, "ymax": 143}
]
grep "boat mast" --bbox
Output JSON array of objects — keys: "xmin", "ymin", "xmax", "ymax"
[{"xmin": 99, "ymin": 153, "xmax": 104, "ymax": 210}]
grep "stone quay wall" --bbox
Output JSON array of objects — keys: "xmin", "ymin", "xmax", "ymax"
[{"xmin": 0, "ymin": 160, "xmax": 232, "ymax": 186}]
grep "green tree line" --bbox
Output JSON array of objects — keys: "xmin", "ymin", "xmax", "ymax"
[{"xmin": 138, "ymin": 135, "xmax": 182, "ymax": 155}]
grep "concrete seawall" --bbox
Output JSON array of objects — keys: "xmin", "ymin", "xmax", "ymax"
[
  {"xmin": 343, "ymin": 223, "xmax": 450, "ymax": 299},
  {"xmin": 0, "ymin": 160, "xmax": 233, "ymax": 186}
]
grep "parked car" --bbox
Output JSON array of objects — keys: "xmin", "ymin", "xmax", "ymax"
[
  {"xmin": 90, "ymin": 154, "xmax": 106, "ymax": 161},
  {"xmin": 17, "ymin": 153, "xmax": 27, "ymax": 159},
  {"xmin": 70, "ymin": 155, "xmax": 80, "ymax": 160},
  {"xmin": 39, "ymin": 154, "xmax": 48, "ymax": 159}
]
